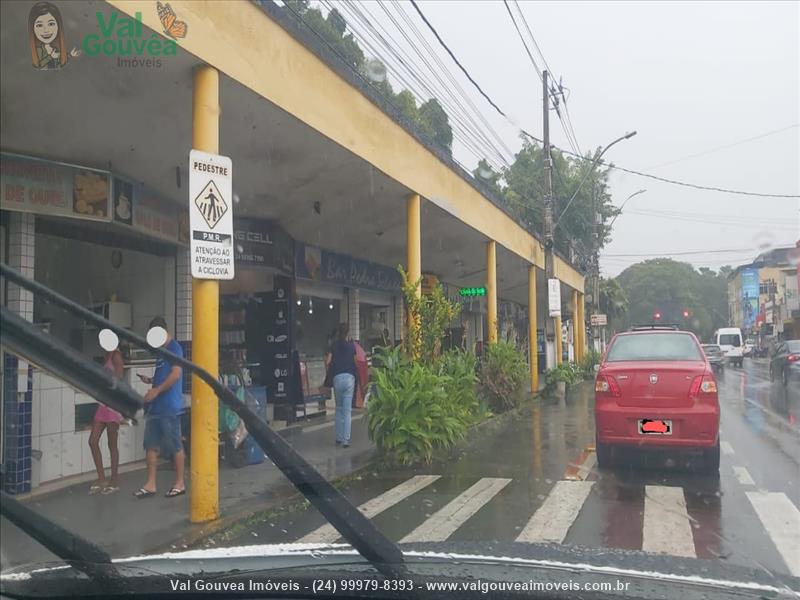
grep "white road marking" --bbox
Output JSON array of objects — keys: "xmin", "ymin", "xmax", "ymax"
[
  {"xmin": 516, "ymin": 480, "xmax": 594, "ymax": 543},
  {"xmin": 732, "ymin": 466, "xmax": 755, "ymax": 486},
  {"xmin": 720, "ymin": 441, "xmax": 734, "ymax": 455},
  {"xmin": 298, "ymin": 475, "xmax": 440, "ymax": 543},
  {"xmin": 642, "ymin": 485, "xmax": 696, "ymax": 558},
  {"xmin": 400, "ymin": 477, "xmax": 511, "ymax": 543},
  {"xmin": 746, "ymin": 491, "xmax": 800, "ymax": 576}
]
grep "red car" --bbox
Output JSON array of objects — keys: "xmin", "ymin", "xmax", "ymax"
[{"xmin": 594, "ymin": 325, "xmax": 720, "ymax": 472}]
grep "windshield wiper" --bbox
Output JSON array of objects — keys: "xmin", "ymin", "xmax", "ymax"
[
  {"xmin": 0, "ymin": 491, "xmax": 119, "ymax": 585},
  {"xmin": 0, "ymin": 265, "xmax": 406, "ymax": 579}
]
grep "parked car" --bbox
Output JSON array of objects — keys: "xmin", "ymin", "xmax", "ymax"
[
  {"xmin": 701, "ymin": 344, "xmax": 725, "ymax": 374},
  {"xmin": 743, "ymin": 338, "xmax": 755, "ymax": 357},
  {"xmin": 715, "ymin": 327, "xmax": 744, "ymax": 367},
  {"xmin": 769, "ymin": 339, "xmax": 800, "ymax": 386},
  {"xmin": 595, "ymin": 325, "xmax": 720, "ymax": 472}
]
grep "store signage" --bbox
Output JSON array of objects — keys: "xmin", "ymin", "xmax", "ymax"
[
  {"xmin": 267, "ymin": 275, "xmax": 293, "ymax": 410},
  {"xmin": 1, "ymin": 153, "xmax": 111, "ymax": 222},
  {"xmin": 233, "ymin": 218, "xmax": 294, "ymax": 273},
  {"xmin": 459, "ymin": 286, "xmax": 486, "ymax": 297},
  {"xmin": 548, "ymin": 278, "xmax": 562, "ymax": 317},
  {"xmin": 189, "ymin": 149, "xmax": 234, "ymax": 280},
  {"xmin": 590, "ymin": 314, "xmax": 608, "ymax": 326},
  {"xmin": 295, "ymin": 243, "xmax": 402, "ymax": 293}
]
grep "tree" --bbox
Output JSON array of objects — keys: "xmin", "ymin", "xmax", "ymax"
[
  {"xmin": 419, "ymin": 98, "xmax": 453, "ymax": 156},
  {"xmin": 610, "ymin": 259, "xmax": 729, "ymax": 341},
  {"xmin": 599, "ymin": 278, "xmax": 629, "ymax": 321},
  {"xmin": 499, "ymin": 138, "xmax": 616, "ymax": 257}
]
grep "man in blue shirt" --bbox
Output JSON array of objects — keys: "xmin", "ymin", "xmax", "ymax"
[{"xmin": 134, "ymin": 317, "xmax": 185, "ymax": 499}]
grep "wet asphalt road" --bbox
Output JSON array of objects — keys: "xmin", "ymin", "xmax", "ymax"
[{"xmin": 217, "ymin": 358, "xmax": 800, "ymax": 581}]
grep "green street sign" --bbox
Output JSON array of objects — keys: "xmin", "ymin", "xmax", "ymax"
[{"xmin": 459, "ymin": 286, "xmax": 486, "ymax": 297}]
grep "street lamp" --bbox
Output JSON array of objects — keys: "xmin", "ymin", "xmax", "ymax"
[
  {"xmin": 607, "ymin": 189, "xmax": 647, "ymax": 229},
  {"xmin": 554, "ymin": 131, "xmax": 637, "ymax": 231}
]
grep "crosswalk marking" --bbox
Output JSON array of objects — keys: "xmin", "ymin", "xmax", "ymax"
[
  {"xmin": 720, "ymin": 441, "xmax": 734, "ymax": 455},
  {"xmin": 732, "ymin": 466, "xmax": 755, "ymax": 486},
  {"xmin": 516, "ymin": 480, "xmax": 593, "ymax": 543},
  {"xmin": 298, "ymin": 475, "xmax": 440, "ymax": 543},
  {"xmin": 400, "ymin": 477, "xmax": 511, "ymax": 543},
  {"xmin": 642, "ymin": 485, "xmax": 696, "ymax": 558},
  {"xmin": 746, "ymin": 491, "xmax": 800, "ymax": 576}
]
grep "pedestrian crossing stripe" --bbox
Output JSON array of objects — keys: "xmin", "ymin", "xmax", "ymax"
[
  {"xmin": 642, "ymin": 485, "xmax": 696, "ymax": 558},
  {"xmin": 298, "ymin": 475, "xmax": 440, "ymax": 544},
  {"xmin": 193, "ymin": 180, "xmax": 227, "ymax": 229},
  {"xmin": 517, "ymin": 480, "xmax": 593, "ymax": 543},
  {"xmin": 746, "ymin": 491, "xmax": 800, "ymax": 576},
  {"xmin": 400, "ymin": 478, "xmax": 511, "ymax": 543}
]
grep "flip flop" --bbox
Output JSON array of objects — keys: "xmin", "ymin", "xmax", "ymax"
[
  {"xmin": 101, "ymin": 485, "xmax": 119, "ymax": 495},
  {"xmin": 89, "ymin": 484, "xmax": 104, "ymax": 495},
  {"xmin": 134, "ymin": 488, "xmax": 156, "ymax": 499},
  {"xmin": 165, "ymin": 487, "xmax": 185, "ymax": 498}
]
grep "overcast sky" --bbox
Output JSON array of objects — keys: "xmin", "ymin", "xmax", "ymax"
[{"xmin": 324, "ymin": 0, "xmax": 799, "ymax": 276}]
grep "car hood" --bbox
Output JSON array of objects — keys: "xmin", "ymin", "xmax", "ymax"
[{"xmin": 2, "ymin": 541, "xmax": 798, "ymax": 599}]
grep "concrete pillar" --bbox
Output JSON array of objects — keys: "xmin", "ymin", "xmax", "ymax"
[
  {"xmin": 486, "ymin": 240, "xmax": 497, "ymax": 344},
  {"xmin": 528, "ymin": 266, "xmax": 538, "ymax": 392},
  {"xmin": 348, "ymin": 288, "xmax": 360, "ymax": 341}
]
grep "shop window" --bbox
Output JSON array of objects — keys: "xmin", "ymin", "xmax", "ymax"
[{"xmin": 75, "ymin": 403, "xmax": 98, "ymax": 431}]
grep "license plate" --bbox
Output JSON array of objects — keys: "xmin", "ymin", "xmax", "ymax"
[{"xmin": 638, "ymin": 419, "xmax": 672, "ymax": 435}]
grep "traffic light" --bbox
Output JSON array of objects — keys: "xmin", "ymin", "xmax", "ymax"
[{"xmin": 653, "ymin": 311, "xmax": 662, "ymax": 321}]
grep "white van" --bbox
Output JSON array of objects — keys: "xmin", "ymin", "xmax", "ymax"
[{"xmin": 715, "ymin": 327, "xmax": 744, "ymax": 367}]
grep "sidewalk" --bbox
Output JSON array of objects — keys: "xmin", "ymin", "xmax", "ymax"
[{"xmin": 1, "ymin": 410, "xmax": 374, "ymax": 568}]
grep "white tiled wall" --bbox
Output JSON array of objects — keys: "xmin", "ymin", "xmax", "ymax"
[
  {"xmin": 30, "ymin": 369, "xmax": 147, "ymax": 486},
  {"xmin": 7, "ymin": 212, "xmax": 35, "ymax": 322},
  {"xmin": 176, "ymin": 248, "xmax": 192, "ymax": 340},
  {"xmin": 347, "ymin": 288, "xmax": 360, "ymax": 341}
]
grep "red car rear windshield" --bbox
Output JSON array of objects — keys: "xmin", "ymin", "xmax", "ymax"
[{"xmin": 607, "ymin": 333, "xmax": 702, "ymax": 362}]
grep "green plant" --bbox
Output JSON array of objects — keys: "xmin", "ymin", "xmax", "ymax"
[
  {"xmin": 544, "ymin": 363, "xmax": 579, "ymax": 390},
  {"xmin": 367, "ymin": 346, "xmax": 475, "ymax": 465},
  {"xmin": 398, "ymin": 266, "xmax": 461, "ymax": 364},
  {"xmin": 437, "ymin": 348, "xmax": 481, "ymax": 420},
  {"xmin": 477, "ymin": 341, "xmax": 528, "ymax": 413},
  {"xmin": 578, "ymin": 350, "xmax": 602, "ymax": 378}
]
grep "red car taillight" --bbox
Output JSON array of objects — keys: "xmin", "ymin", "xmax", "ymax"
[
  {"xmin": 595, "ymin": 374, "xmax": 621, "ymax": 397},
  {"xmin": 689, "ymin": 375, "xmax": 717, "ymax": 398},
  {"xmin": 788, "ymin": 354, "xmax": 799, "ymax": 363}
]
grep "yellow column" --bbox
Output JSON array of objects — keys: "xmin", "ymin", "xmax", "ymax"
[
  {"xmin": 486, "ymin": 241, "xmax": 497, "ymax": 344},
  {"xmin": 406, "ymin": 193, "xmax": 421, "ymax": 356},
  {"xmin": 191, "ymin": 66, "xmax": 220, "ymax": 523},
  {"xmin": 528, "ymin": 266, "xmax": 538, "ymax": 392},
  {"xmin": 555, "ymin": 315, "xmax": 563, "ymax": 365},
  {"xmin": 571, "ymin": 290, "xmax": 579, "ymax": 362},
  {"xmin": 577, "ymin": 292, "xmax": 586, "ymax": 361},
  {"xmin": 407, "ymin": 194, "xmax": 421, "ymax": 296}
]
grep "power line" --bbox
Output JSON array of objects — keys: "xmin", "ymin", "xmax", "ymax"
[
  {"xmin": 645, "ymin": 124, "xmax": 800, "ymax": 169},
  {"xmin": 602, "ymin": 247, "xmax": 764, "ymax": 257},
  {"xmin": 408, "ymin": 0, "xmax": 508, "ymax": 118},
  {"xmin": 406, "ymin": 0, "xmax": 800, "ymax": 199}
]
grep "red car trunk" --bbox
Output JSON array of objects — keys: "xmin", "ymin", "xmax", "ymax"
[{"xmin": 602, "ymin": 361, "xmax": 707, "ymax": 408}]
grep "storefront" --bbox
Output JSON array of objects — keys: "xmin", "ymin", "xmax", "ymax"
[
  {"xmin": 294, "ymin": 242, "xmax": 403, "ymax": 391},
  {"xmin": 1, "ymin": 152, "xmax": 188, "ymax": 492}
]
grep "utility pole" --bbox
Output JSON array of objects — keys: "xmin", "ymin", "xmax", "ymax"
[
  {"xmin": 591, "ymin": 182, "xmax": 599, "ymax": 353},
  {"xmin": 542, "ymin": 70, "xmax": 561, "ymax": 366}
]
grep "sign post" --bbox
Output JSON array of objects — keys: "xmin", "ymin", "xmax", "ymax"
[
  {"xmin": 189, "ymin": 149, "xmax": 234, "ymax": 280},
  {"xmin": 547, "ymin": 279, "xmax": 561, "ymax": 317},
  {"xmin": 590, "ymin": 314, "xmax": 608, "ymax": 327}
]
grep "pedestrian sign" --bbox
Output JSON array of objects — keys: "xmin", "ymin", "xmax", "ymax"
[
  {"xmin": 189, "ymin": 149, "xmax": 234, "ymax": 280},
  {"xmin": 194, "ymin": 180, "xmax": 227, "ymax": 229}
]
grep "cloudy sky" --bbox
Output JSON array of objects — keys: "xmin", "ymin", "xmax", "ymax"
[{"xmin": 323, "ymin": 0, "xmax": 799, "ymax": 276}]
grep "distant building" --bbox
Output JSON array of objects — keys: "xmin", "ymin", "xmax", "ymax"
[{"xmin": 727, "ymin": 242, "xmax": 800, "ymax": 341}]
